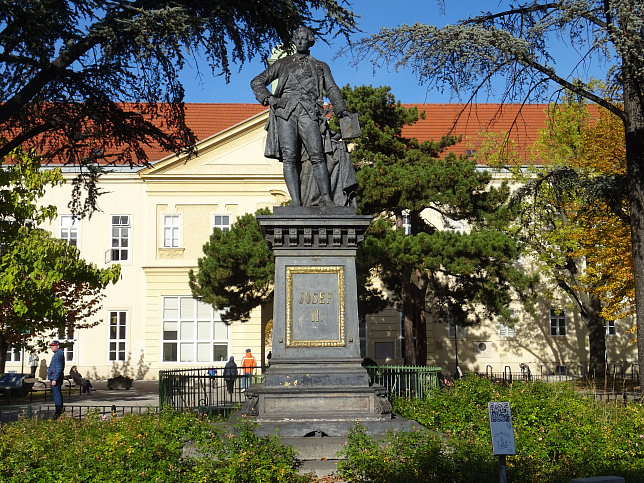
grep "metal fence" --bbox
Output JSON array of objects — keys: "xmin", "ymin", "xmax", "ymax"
[
  {"xmin": 476, "ymin": 363, "xmax": 640, "ymax": 384},
  {"xmin": 36, "ymin": 404, "xmax": 159, "ymax": 420},
  {"xmin": 159, "ymin": 365, "xmax": 443, "ymax": 410},
  {"xmin": 365, "ymin": 365, "xmax": 442, "ymax": 399},
  {"xmin": 0, "ymin": 404, "xmax": 158, "ymax": 423},
  {"xmin": 158, "ymin": 367, "xmax": 262, "ymax": 414}
]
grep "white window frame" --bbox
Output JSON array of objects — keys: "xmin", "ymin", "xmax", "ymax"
[
  {"xmin": 5, "ymin": 345, "xmax": 21, "ymax": 363},
  {"xmin": 498, "ymin": 310, "xmax": 517, "ymax": 338},
  {"xmin": 161, "ymin": 296, "xmax": 229, "ymax": 363},
  {"xmin": 110, "ymin": 215, "xmax": 131, "ymax": 262},
  {"xmin": 549, "ymin": 308, "xmax": 567, "ymax": 336},
  {"xmin": 162, "ymin": 214, "xmax": 181, "ymax": 248},
  {"xmin": 498, "ymin": 322, "xmax": 517, "ymax": 338},
  {"xmin": 443, "ymin": 215, "xmax": 465, "ymax": 233},
  {"xmin": 212, "ymin": 214, "xmax": 231, "ymax": 232},
  {"xmin": 401, "ymin": 210, "xmax": 411, "ymax": 235},
  {"xmin": 59, "ymin": 215, "xmax": 79, "ymax": 247},
  {"xmin": 108, "ymin": 311, "xmax": 127, "ymax": 362},
  {"xmin": 605, "ymin": 320, "xmax": 616, "ymax": 336},
  {"xmin": 55, "ymin": 327, "xmax": 75, "ymax": 362}
]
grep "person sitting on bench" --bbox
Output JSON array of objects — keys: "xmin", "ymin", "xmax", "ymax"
[{"xmin": 69, "ymin": 366, "xmax": 93, "ymax": 393}]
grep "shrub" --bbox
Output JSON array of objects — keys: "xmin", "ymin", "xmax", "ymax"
[
  {"xmin": 336, "ymin": 423, "xmax": 497, "ymax": 482},
  {"xmin": 388, "ymin": 376, "xmax": 644, "ymax": 482},
  {"xmin": 0, "ymin": 410, "xmax": 310, "ymax": 483},
  {"xmin": 191, "ymin": 422, "xmax": 311, "ymax": 482}
]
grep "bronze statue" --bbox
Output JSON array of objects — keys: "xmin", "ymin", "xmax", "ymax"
[{"xmin": 251, "ymin": 26, "xmax": 358, "ymax": 207}]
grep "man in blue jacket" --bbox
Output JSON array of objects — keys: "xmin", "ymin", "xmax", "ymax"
[{"xmin": 48, "ymin": 340, "xmax": 65, "ymax": 419}]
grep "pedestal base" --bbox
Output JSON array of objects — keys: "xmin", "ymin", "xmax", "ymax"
[
  {"xmin": 252, "ymin": 208, "xmax": 399, "ymax": 438},
  {"xmin": 242, "ymin": 383, "xmax": 392, "ymax": 425},
  {"xmin": 262, "ymin": 359, "xmax": 370, "ymax": 387}
]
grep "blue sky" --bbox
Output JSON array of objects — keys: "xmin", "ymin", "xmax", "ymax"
[{"xmin": 180, "ymin": 0, "xmax": 505, "ymax": 104}]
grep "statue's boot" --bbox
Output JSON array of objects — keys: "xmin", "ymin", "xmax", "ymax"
[
  {"xmin": 283, "ymin": 161, "xmax": 302, "ymax": 206},
  {"xmin": 312, "ymin": 161, "xmax": 336, "ymax": 206}
]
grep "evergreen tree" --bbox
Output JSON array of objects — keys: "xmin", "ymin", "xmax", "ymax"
[
  {"xmin": 353, "ymin": 0, "xmax": 644, "ymax": 385},
  {"xmin": 191, "ymin": 86, "xmax": 533, "ymax": 367},
  {"xmin": 189, "ymin": 206, "xmax": 388, "ymax": 327},
  {"xmin": 0, "ymin": 0, "xmax": 356, "ymax": 214},
  {"xmin": 189, "ymin": 209, "xmax": 274, "ymax": 323},
  {"xmin": 344, "ymin": 85, "xmax": 535, "ymax": 366}
]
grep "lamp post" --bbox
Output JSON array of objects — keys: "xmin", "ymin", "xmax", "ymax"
[{"xmin": 454, "ymin": 323, "xmax": 459, "ymax": 377}]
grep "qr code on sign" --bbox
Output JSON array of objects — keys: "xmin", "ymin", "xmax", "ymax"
[{"xmin": 489, "ymin": 402, "xmax": 511, "ymax": 423}]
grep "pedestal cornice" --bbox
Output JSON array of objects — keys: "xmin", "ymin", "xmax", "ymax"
[{"xmin": 257, "ymin": 206, "xmax": 372, "ymax": 251}]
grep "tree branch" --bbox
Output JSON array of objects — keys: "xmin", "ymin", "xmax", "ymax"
[
  {"xmin": 0, "ymin": 35, "xmax": 101, "ymax": 126},
  {"xmin": 465, "ymin": 2, "xmax": 563, "ymax": 24},
  {"xmin": 518, "ymin": 53, "xmax": 626, "ymax": 120},
  {"xmin": 0, "ymin": 122, "xmax": 58, "ymax": 158}
]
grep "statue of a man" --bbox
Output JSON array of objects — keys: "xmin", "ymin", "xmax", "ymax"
[{"xmin": 251, "ymin": 26, "xmax": 356, "ymax": 207}]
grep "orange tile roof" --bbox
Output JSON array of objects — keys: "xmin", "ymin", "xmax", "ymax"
[
  {"xmin": 184, "ymin": 103, "xmax": 267, "ymax": 139},
  {"xmin": 14, "ymin": 102, "xmax": 589, "ymax": 165},
  {"xmin": 143, "ymin": 103, "xmax": 267, "ymax": 162},
  {"xmin": 160, "ymin": 103, "xmax": 555, "ymax": 165},
  {"xmin": 401, "ymin": 103, "xmax": 551, "ymax": 163}
]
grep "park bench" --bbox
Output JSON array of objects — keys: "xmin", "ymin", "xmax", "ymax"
[
  {"xmin": 0, "ymin": 373, "xmax": 33, "ymax": 400},
  {"xmin": 28, "ymin": 378, "xmax": 81, "ymax": 402},
  {"xmin": 28, "ymin": 380, "xmax": 51, "ymax": 401}
]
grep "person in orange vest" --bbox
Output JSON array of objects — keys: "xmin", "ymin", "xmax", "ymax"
[{"xmin": 241, "ymin": 348, "xmax": 257, "ymax": 391}]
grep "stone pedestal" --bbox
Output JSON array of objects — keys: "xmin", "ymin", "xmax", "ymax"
[{"xmin": 245, "ymin": 206, "xmax": 394, "ymax": 434}]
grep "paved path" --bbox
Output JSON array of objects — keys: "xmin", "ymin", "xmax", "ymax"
[{"xmin": 0, "ymin": 379, "xmax": 160, "ymax": 423}]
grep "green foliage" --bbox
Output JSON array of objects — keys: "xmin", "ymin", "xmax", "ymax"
[
  {"xmin": 189, "ymin": 208, "xmax": 274, "ymax": 323},
  {"xmin": 191, "ymin": 423, "xmax": 310, "ymax": 482},
  {"xmin": 508, "ymin": 100, "xmax": 625, "ymax": 372},
  {"xmin": 351, "ymin": 0, "xmax": 644, "ymax": 387},
  {"xmin": 342, "ymin": 85, "xmax": 535, "ymax": 364},
  {"xmin": 0, "ymin": 144, "xmax": 62, "ymax": 237},
  {"xmin": 0, "ymin": 411, "xmax": 310, "ymax": 483},
  {"xmin": 337, "ymin": 423, "xmax": 497, "ymax": 483},
  {"xmin": 388, "ymin": 376, "xmax": 644, "ymax": 482},
  {"xmin": 0, "ymin": 149, "xmax": 120, "ymax": 369},
  {"xmin": 341, "ymin": 85, "xmax": 459, "ymax": 216},
  {"xmin": 0, "ymin": 0, "xmax": 356, "ymax": 215}
]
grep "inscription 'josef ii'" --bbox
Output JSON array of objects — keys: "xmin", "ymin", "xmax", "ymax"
[{"xmin": 299, "ymin": 292, "xmax": 333, "ymax": 304}]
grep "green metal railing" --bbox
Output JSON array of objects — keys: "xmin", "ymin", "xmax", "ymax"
[
  {"xmin": 364, "ymin": 365, "xmax": 442, "ymax": 399},
  {"xmin": 159, "ymin": 368, "xmax": 262, "ymax": 414},
  {"xmin": 159, "ymin": 365, "xmax": 442, "ymax": 412}
]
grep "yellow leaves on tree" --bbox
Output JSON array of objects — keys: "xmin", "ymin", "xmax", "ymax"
[
  {"xmin": 577, "ymin": 107, "xmax": 626, "ymax": 176},
  {"xmin": 573, "ymin": 205, "xmax": 634, "ymax": 321},
  {"xmin": 572, "ymin": 108, "xmax": 633, "ymax": 322}
]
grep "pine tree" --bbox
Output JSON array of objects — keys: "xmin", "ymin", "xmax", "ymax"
[{"xmin": 344, "ymin": 85, "xmax": 534, "ymax": 365}]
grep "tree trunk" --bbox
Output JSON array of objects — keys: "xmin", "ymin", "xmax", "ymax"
[
  {"xmin": 0, "ymin": 336, "xmax": 8, "ymax": 374},
  {"xmin": 414, "ymin": 301, "xmax": 427, "ymax": 365},
  {"xmin": 413, "ymin": 270, "xmax": 428, "ymax": 366},
  {"xmin": 623, "ymin": 78, "xmax": 644, "ymax": 389},
  {"xmin": 400, "ymin": 271, "xmax": 429, "ymax": 366},
  {"xmin": 401, "ymin": 275, "xmax": 417, "ymax": 366},
  {"xmin": 586, "ymin": 294, "xmax": 607, "ymax": 376}
]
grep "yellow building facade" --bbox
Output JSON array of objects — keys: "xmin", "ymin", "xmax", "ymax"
[{"xmin": 4, "ymin": 106, "xmax": 637, "ymax": 380}]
